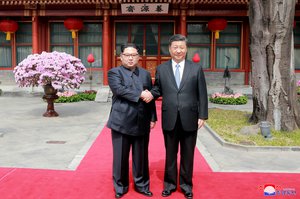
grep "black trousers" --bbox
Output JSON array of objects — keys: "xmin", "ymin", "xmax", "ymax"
[
  {"xmin": 111, "ymin": 130, "xmax": 150, "ymax": 194},
  {"xmin": 163, "ymin": 114, "xmax": 197, "ymax": 194}
]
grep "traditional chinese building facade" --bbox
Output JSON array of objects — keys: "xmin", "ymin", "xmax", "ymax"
[{"xmin": 0, "ymin": 0, "xmax": 299, "ymax": 86}]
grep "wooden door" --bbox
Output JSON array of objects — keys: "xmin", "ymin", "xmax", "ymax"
[{"xmin": 114, "ymin": 22, "xmax": 174, "ymax": 79}]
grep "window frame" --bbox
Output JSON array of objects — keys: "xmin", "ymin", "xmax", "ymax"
[
  {"xmin": 0, "ymin": 33, "xmax": 12, "ymax": 69},
  {"xmin": 187, "ymin": 21, "xmax": 243, "ymax": 72},
  {"xmin": 78, "ymin": 22, "xmax": 103, "ymax": 68},
  {"xmin": 15, "ymin": 22, "xmax": 33, "ymax": 65},
  {"xmin": 48, "ymin": 20, "xmax": 103, "ymax": 69}
]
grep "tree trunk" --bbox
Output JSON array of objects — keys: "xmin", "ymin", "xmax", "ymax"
[{"xmin": 249, "ymin": 0, "xmax": 300, "ymax": 131}]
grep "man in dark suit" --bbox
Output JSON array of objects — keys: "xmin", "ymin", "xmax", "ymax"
[
  {"xmin": 142, "ymin": 34, "xmax": 208, "ymax": 199},
  {"xmin": 107, "ymin": 43, "xmax": 157, "ymax": 198}
]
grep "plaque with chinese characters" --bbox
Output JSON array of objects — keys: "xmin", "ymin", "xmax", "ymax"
[{"xmin": 121, "ymin": 3, "xmax": 169, "ymax": 14}]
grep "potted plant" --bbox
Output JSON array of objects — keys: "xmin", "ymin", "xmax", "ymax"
[{"xmin": 13, "ymin": 51, "xmax": 86, "ymax": 116}]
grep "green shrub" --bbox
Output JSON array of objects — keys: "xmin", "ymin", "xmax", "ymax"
[
  {"xmin": 209, "ymin": 95, "xmax": 248, "ymax": 105},
  {"xmin": 55, "ymin": 91, "xmax": 96, "ymax": 103}
]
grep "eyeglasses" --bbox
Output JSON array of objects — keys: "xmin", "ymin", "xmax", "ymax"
[{"xmin": 122, "ymin": 53, "xmax": 139, "ymax": 58}]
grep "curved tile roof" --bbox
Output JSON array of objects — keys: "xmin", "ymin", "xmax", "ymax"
[{"xmin": 0, "ymin": 0, "xmax": 250, "ymax": 5}]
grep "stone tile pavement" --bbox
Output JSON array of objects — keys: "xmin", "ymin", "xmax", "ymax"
[{"xmin": 0, "ymin": 85, "xmax": 299, "ymax": 173}]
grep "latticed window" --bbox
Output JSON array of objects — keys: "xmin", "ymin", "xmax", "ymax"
[
  {"xmin": 50, "ymin": 22, "xmax": 103, "ymax": 68},
  {"xmin": 78, "ymin": 23, "xmax": 102, "ymax": 68},
  {"xmin": 187, "ymin": 23, "xmax": 211, "ymax": 69},
  {"xmin": 115, "ymin": 22, "xmax": 173, "ymax": 56},
  {"xmin": 187, "ymin": 22, "xmax": 241, "ymax": 70},
  {"xmin": 0, "ymin": 22, "xmax": 32, "ymax": 68},
  {"xmin": 16, "ymin": 23, "xmax": 32, "ymax": 64},
  {"xmin": 216, "ymin": 23, "xmax": 241, "ymax": 69},
  {"xmin": 0, "ymin": 32, "xmax": 11, "ymax": 68},
  {"xmin": 50, "ymin": 23, "xmax": 74, "ymax": 55}
]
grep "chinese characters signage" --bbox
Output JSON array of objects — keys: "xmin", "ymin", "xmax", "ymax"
[{"xmin": 121, "ymin": 3, "xmax": 169, "ymax": 14}]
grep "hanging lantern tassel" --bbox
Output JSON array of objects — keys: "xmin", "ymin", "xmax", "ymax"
[
  {"xmin": 214, "ymin": 30, "xmax": 220, "ymax": 39},
  {"xmin": 5, "ymin": 32, "xmax": 12, "ymax": 40},
  {"xmin": 71, "ymin": 30, "xmax": 77, "ymax": 39}
]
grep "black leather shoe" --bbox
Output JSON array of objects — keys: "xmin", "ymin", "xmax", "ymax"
[
  {"xmin": 184, "ymin": 192, "xmax": 193, "ymax": 199},
  {"xmin": 136, "ymin": 190, "xmax": 153, "ymax": 197},
  {"xmin": 161, "ymin": 189, "xmax": 175, "ymax": 197},
  {"xmin": 115, "ymin": 193, "xmax": 123, "ymax": 198}
]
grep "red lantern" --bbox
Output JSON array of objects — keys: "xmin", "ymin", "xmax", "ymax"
[
  {"xmin": 0, "ymin": 20, "xmax": 18, "ymax": 40},
  {"xmin": 87, "ymin": 53, "xmax": 95, "ymax": 63},
  {"xmin": 64, "ymin": 18, "xmax": 83, "ymax": 39},
  {"xmin": 208, "ymin": 18, "xmax": 227, "ymax": 39},
  {"xmin": 192, "ymin": 53, "xmax": 200, "ymax": 63}
]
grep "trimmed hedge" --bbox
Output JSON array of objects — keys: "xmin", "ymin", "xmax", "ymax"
[
  {"xmin": 55, "ymin": 91, "xmax": 96, "ymax": 103},
  {"xmin": 209, "ymin": 95, "xmax": 248, "ymax": 105}
]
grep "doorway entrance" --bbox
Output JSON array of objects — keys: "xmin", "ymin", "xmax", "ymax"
[{"xmin": 114, "ymin": 22, "xmax": 174, "ymax": 78}]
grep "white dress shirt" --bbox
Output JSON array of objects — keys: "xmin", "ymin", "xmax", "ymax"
[{"xmin": 172, "ymin": 60, "xmax": 185, "ymax": 81}]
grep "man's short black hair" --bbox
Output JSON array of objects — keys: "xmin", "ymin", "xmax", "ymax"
[
  {"xmin": 169, "ymin": 34, "xmax": 188, "ymax": 46},
  {"xmin": 120, "ymin": 43, "xmax": 140, "ymax": 54}
]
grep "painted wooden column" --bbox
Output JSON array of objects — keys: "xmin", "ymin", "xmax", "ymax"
[
  {"xmin": 74, "ymin": 33, "xmax": 79, "ymax": 57},
  {"xmin": 32, "ymin": 16, "xmax": 39, "ymax": 54},
  {"xmin": 180, "ymin": 9, "xmax": 187, "ymax": 36},
  {"xmin": 102, "ymin": 9, "xmax": 110, "ymax": 85}
]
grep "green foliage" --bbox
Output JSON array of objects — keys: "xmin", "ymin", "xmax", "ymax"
[
  {"xmin": 209, "ymin": 95, "xmax": 248, "ymax": 105},
  {"xmin": 55, "ymin": 92, "xmax": 96, "ymax": 103},
  {"xmin": 207, "ymin": 109, "xmax": 300, "ymax": 146}
]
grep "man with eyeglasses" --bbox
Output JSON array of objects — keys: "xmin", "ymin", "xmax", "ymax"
[{"xmin": 107, "ymin": 43, "xmax": 157, "ymax": 198}]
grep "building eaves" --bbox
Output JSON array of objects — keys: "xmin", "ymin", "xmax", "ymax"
[{"xmin": 0, "ymin": 0, "xmax": 250, "ymax": 5}]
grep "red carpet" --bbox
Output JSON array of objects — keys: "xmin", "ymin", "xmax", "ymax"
[{"xmin": 0, "ymin": 102, "xmax": 299, "ymax": 199}]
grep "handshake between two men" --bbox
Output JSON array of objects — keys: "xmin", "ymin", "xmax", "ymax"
[
  {"xmin": 140, "ymin": 88, "xmax": 206, "ymax": 130},
  {"xmin": 140, "ymin": 90, "xmax": 154, "ymax": 103}
]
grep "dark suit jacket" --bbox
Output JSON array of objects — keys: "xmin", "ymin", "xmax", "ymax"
[
  {"xmin": 151, "ymin": 60, "xmax": 208, "ymax": 132},
  {"xmin": 107, "ymin": 66, "xmax": 157, "ymax": 136}
]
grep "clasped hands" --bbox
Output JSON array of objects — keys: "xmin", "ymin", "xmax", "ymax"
[
  {"xmin": 140, "ymin": 90, "xmax": 154, "ymax": 103},
  {"xmin": 141, "ymin": 90, "xmax": 205, "ymax": 129}
]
